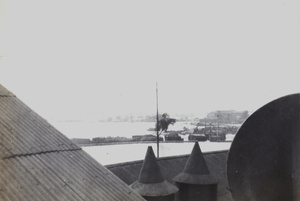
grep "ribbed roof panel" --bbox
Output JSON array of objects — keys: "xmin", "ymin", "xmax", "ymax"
[
  {"xmin": 1, "ymin": 150, "xmax": 145, "ymax": 201},
  {"xmin": 0, "ymin": 84, "xmax": 14, "ymax": 97},
  {"xmin": 0, "ymin": 90, "xmax": 79, "ymax": 158}
]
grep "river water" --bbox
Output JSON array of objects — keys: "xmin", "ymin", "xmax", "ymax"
[{"xmin": 49, "ymin": 121, "xmax": 235, "ymax": 165}]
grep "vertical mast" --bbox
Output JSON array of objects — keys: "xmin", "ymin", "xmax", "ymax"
[
  {"xmin": 217, "ymin": 111, "xmax": 219, "ymax": 138},
  {"xmin": 156, "ymin": 82, "xmax": 159, "ymax": 158}
]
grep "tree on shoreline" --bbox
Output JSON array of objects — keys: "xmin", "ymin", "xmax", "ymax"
[{"xmin": 155, "ymin": 113, "xmax": 176, "ymax": 135}]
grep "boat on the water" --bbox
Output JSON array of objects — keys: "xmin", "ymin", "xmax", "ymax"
[
  {"xmin": 189, "ymin": 124, "xmax": 230, "ymax": 142},
  {"xmin": 147, "ymin": 127, "xmax": 156, "ymax": 131},
  {"xmin": 132, "ymin": 134, "xmax": 163, "ymax": 142},
  {"xmin": 165, "ymin": 133, "xmax": 184, "ymax": 142},
  {"xmin": 188, "ymin": 133, "xmax": 207, "ymax": 141}
]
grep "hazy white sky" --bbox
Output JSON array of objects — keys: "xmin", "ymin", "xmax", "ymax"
[{"xmin": 1, "ymin": 0, "xmax": 300, "ymax": 120}]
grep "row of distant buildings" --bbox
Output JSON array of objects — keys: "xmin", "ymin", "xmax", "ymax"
[
  {"xmin": 103, "ymin": 114, "xmax": 194, "ymax": 122},
  {"xmin": 102, "ymin": 110, "xmax": 249, "ymax": 123},
  {"xmin": 196, "ymin": 110, "xmax": 249, "ymax": 124}
]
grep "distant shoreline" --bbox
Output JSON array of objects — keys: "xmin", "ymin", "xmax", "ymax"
[
  {"xmin": 77, "ymin": 141, "xmax": 187, "ymax": 147},
  {"xmin": 76, "ymin": 139, "xmax": 233, "ymax": 147}
]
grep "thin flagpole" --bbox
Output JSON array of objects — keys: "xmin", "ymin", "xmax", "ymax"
[{"xmin": 156, "ymin": 82, "xmax": 159, "ymax": 158}]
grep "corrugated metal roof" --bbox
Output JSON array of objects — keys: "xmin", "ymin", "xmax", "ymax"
[
  {"xmin": 0, "ymin": 84, "xmax": 146, "ymax": 201},
  {"xmin": 0, "ymin": 91, "xmax": 79, "ymax": 159},
  {"xmin": 1, "ymin": 150, "xmax": 146, "ymax": 201},
  {"xmin": 107, "ymin": 150, "xmax": 233, "ymax": 201},
  {"xmin": 0, "ymin": 85, "xmax": 14, "ymax": 97}
]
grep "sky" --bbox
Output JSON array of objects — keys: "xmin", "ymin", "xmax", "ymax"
[{"xmin": 0, "ymin": 0, "xmax": 300, "ymax": 121}]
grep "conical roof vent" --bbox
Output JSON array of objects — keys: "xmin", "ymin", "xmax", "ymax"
[
  {"xmin": 130, "ymin": 146, "xmax": 178, "ymax": 197},
  {"xmin": 138, "ymin": 146, "xmax": 164, "ymax": 183},
  {"xmin": 173, "ymin": 142, "xmax": 217, "ymax": 184}
]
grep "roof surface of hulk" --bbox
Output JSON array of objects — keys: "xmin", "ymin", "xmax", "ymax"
[
  {"xmin": 0, "ymin": 84, "xmax": 145, "ymax": 201},
  {"xmin": 107, "ymin": 149, "xmax": 233, "ymax": 201}
]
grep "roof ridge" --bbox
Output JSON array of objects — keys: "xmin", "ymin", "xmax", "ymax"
[
  {"xmin": 0, "ymin": 84, "xmax": 16, "ymax": 97},
  {"xmin": 2, "ymin": 147, "xmax": 82, "ymax": 160},
  {"xmin": 0, "ymin": 94, "xmax": 15, "ymax": 97}
]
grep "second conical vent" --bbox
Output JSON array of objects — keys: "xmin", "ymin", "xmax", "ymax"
[{"xmin": 173, "ymin": 141, "xmax": 217, "ymax": 184}]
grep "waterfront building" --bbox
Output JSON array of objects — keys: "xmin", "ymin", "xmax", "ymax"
[{"xmin": 205, "ymin": 110, "xmax": 249, "ymax": 124}]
